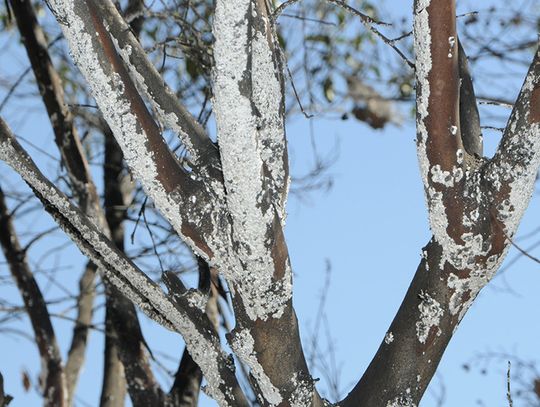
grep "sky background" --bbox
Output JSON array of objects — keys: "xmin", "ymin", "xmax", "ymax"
[{"xmin": 1, "ymin": 0, "xmax": 540, "ymax": 406}]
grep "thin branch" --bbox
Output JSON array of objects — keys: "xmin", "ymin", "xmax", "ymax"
[
  {"xmin": 274, "ymin": 0, "xmax": 414, "ymax": 68},
  {"xmin": 0, "ymin": 117, "xmax": 248, "ymax": 406},
  {"xmin": 507, "ymin": 361, "xmax": 514, "ymax": 407},
  {"xmin": 0, "ymin": 188, "xmax": 67, "ymax": 406}
]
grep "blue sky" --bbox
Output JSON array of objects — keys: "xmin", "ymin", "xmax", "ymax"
[{"xmin": 1, "ymin": 1, "xmax": 540, "ymax": 406}]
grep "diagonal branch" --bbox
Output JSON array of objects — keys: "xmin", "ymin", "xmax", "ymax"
[
  {"xmin": 8, "ymin": 0, "xmax": 106, "ymax": 228},
  {"xmin": 486, "ymin": 44, "xmax": 540, "ymax": 236},
  {"xmin": 47, "ymin": 0, "xmax": 228, "ymax": 263},
  {"xmin": 167, "ymin": 261, "xmax": 219, "ymax": 406},
  {"xmin": 103, "ymin": 126, "xmax": 163, "ymax": 407},
  {"xmin": 0, "ymin": 118, "xmax": 248, "ymax": 406},
  {"xmin": 86, "ymin": 0, "xmax": 222, "ymax": 180}
]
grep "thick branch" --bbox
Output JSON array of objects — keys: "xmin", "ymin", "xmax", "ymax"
[
  {"xmin": 414, "ymin": 0, "xmax": 460, "ymax": 174},
  {"xmin": 48, "ymin": 0, "xmax": 230, "ymax": 263},
  {"xmin": 0, "ymin": 119, "xmax": 247, "ymax": 406},
  {"xmin": 86, "ymin": 0, "xmax": 222, "ymax": 179},
  {"xmin": 486, "ymin": 45, "xmax": 540, "ymax": 235},
  {"xmin": 212, "ymin": 1, "xmax": 320, "ymax": 405},
  {"xmin": 0, "ymin": 189, "xmax": 67, "ymax": 407},
  {"xmin": 103, "ymin": 125, "xmax": 162, "ymax": 406},
  {"xmin": 341, "ymin": 239, "xmax": 468, "ymax": 406},
  {"xmin": 168, "ymin": 261, "xmax": 219, "ymax": 406},
  {"xmin": 100, "ymin": 310, "xmax": 126, "ymax": 407},
  {"xmin": 341, "ymin": 22, "xmax": 540, "ymax": 407}
]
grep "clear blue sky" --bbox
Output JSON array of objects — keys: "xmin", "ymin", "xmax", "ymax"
[{"xmin": 1, "ymin": 1, "xmax": 539, "ymax": 406}]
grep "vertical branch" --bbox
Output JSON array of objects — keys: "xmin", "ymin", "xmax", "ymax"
[
  {"xmin": 0, "ymin": 189, "xmax": 67, "ymax": 407},
  {"xmin": 100, "ymin": 320, "xmax": 126, "ymax": 407},
  {"xmin": 64, "ymin": 262, "xmax": 97, "ymax": 404},
  {"xmin": 212, "ymin": 1, "xmax": 322, "ymax": 405},
  {"xmin": 99, "ymin": 5, "xmax": 164, "ymax": 400},
  {"xmin": 414, "ymin": 0, "xmax": 465, "ymax": 245}
]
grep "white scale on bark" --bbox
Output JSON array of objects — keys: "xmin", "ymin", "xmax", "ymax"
[
  {"xmin": 0, "ymin": 128, "xmax": 236, "ymax": 404},
  {"xmin": 212, "ymin": 0, "xmax": 292, "ymax": 321}
]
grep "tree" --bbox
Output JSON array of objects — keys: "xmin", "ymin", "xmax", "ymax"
[{"xmin": 0, "ymin": 0, "xmax": 539, "ymax": 406}]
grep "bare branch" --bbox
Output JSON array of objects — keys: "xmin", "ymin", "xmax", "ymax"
[
  {"xmin": 168, "ymin": 260, "xmax": 220, "ymax": 406},
  {"xmin": 48, "ymin": 0, "xmax": 231, "ymax": 264},
  {"xmin": 103, "ymin": 122, "xmax": 162, "ymax": 406},
  {"xmin": 212, "ymin": 1, "xmax": 323, "ymax": 405},
  {"xmin": 85, "ymin": 0, "xmax": 222, "ymax": 178},
  {"xmin": 65, "ymin": 262, "xmax": 97, "ymax": 403},
  {"xmin": 486, "ymin": 44, "xmax": 540, "ymax": 236},
  {"xmin": 508, "ymin": 361, "xmax": 514, "ymax": 407},
  {"xmin": 0, "ymin": 188, "xmax": 67, "ymax": 407},
  {"xmin": 274, "ymin": 0, "xmax": 414, "ymax": 68},
  {"xmin": 8, "ymin": 0, "xmax": 106, "ymax": 228},
  {"xmin": 0, "ymin": 119, "xmax": 247, "ymax": 406}
]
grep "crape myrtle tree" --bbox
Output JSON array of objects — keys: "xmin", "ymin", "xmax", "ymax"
[{"xmin": 0, "ymin": 0, "xmax": 539, "ymax": 406}]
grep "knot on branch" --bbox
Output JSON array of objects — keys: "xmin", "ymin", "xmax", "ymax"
[{"xmin": 163, "ymin": 271, "xmax": 208, "ymax": 312}]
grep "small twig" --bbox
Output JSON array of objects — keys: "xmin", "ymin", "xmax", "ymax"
[
  {"xmin": 130, "ymin": 196, "xmax": 148, "ymax": 244},
  {"xmin": 478, "ymin": 97, "xmax": 513, "ymax": 108},
  {"xmin": 273, "ymin": 0, "xmax": 415, "ymax": 69},
  {"xmin": 285, "ymin": 62, "xmax": 314, "ymax": 119},
  {"xmin": 274, "ymin": 0, "xmax": 389, "ymax": 26},
  {"xmin": 507, "ymin": 361, "xmax": 514, "ymax": 407},
  {"xmin": 481, "ymin": 126, "xmax": 505, "ymax": 132},
  {"xmin": 390, "ymin": 30, "xmax": 413, "ymax": 42},
  {"xmin": 492, "ymin": 211, "xmax": 540, "ymax": 265},
  {"xmin": 0, "ymin": 35, "xmax": 63, "ymax": 113},
  {"xmin": 457, "ymin": 11, "xmax": 479, "ymax": 19},
  {"xmin": 22, "ymin": 226, "xmax": 59, "ymax": 252},
  {"xmin": 66, "ymin": 103, "xmax": 99, "ymax": 109},
  {"xmin": 159, "ymin": 43, "xmax": 168, "ymax": 72},
  {"xmin": 280, "ymin": 13, "xmax": 336, "ymax": 26},
  {"xmin": 142, "ymin": 206, "xmax": 165, "ymax": 273}
]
